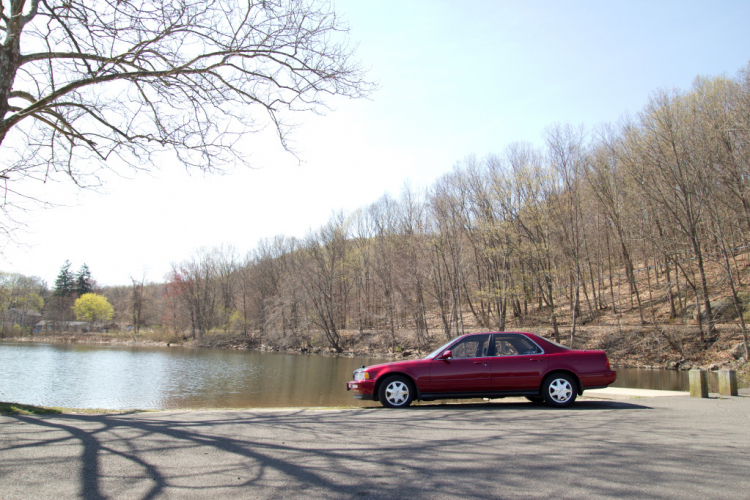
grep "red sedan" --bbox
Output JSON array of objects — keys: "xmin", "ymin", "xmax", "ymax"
[{"xmin": 347, "ymin": 332, "xmax": 616, "ymax": 408}]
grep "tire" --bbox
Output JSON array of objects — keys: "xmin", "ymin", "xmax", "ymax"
[
  {"xmin": 541, "ymin": 373, "xmax": 577, "ymax": 407},
  {"xmin": 378, "ymin": 375, "xmax": 415, "ymax": 408},
  {"xmin": 525, "ymin": 396, "xmax": 544, "ymax": 404}
]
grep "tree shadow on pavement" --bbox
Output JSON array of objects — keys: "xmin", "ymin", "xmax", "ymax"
[{"xmin": 1, "ymin": 398, "xmax": 747, "ymax": 499}]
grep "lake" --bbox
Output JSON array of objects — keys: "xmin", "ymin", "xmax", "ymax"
[
  {"xmin": 0, "ymin": 342, "xmax": 388, "ymax": 410},
  {"xmin": 0, "ymin": 342, "xmax": 735, "ymax": 410}
]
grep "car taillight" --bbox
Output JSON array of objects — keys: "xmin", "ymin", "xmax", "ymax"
[{"xmin": 605, "ymin": 357, "xmax": 611, "ymax": 369}]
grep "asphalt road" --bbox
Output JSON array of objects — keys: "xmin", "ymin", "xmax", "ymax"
[{"xmin": 2, "ymin": 394, "xmax": 749, "ymax": 499}]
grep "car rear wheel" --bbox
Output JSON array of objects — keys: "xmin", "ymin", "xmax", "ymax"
[
  {"xmin": 378, "ymin": 375, "xmax": 414, "ymax": 408},
  {"xmin": 541, "ymin": 373, "xmax": 577, "ymax": 407}
]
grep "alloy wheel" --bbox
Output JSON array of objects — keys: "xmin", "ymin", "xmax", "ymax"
[
  {"xmin": 548, "ymin": 377, "xmax": 573, "ymax": 403},
  {"xmin": 385, "ymin": 380, "xmax": 410, "ymax": 406}
]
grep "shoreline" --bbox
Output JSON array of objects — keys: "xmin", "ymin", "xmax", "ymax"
[
  {"xmin": 1, "ymin": 331, "xmax": 746, "ymax": 372},
  {"xmin": 5, "ymin": 388, "xmax": 748, "ymax": 416}
]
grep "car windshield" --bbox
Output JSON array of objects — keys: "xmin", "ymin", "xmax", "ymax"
[{"xmin": 424, "ymin": 338, "xmax": 459, "ymax": 359}]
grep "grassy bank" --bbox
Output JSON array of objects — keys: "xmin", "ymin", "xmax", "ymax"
[
  {"xmin": 0, "ymin": 402, "xmax": 62, "ymax": 415},
  {"xmin": 0, "ymin": 401, "xmax": 146, "ymax": 415}
]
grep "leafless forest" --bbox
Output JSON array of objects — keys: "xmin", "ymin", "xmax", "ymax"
[{"xmin": 4, "ymin": 65, "xmax": 750, "ymax": 365}]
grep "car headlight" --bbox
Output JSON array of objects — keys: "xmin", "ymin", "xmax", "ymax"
[{"xmin": 353, "ymin": 369, "xmax": 370, "ymax": 381}]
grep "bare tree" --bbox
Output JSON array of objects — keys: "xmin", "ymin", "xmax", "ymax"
[
  {"xmin": 546, "ymin": 124, "xmax": 589, "ymax": 347},
  {"xmin": 213, "ymin": 245, "xmax": 240, "ymax": 328},
  {"xmin": 368, "ymin": 194, "xmax": 399, "ymax": 351},
  {"xmin": 0, "ymin": 0, "xmax": 372, "ymax": 233},
  {"xmin": 428, "ymin": 173, "xmax": 468, "ymax": 340},
  {"xmin": 622, "ymin": 90, "xmax": 716, "ymax": 339},
  {"xmin": 130, "ymin": 273, "xmax": 147, "ymax": 336},
  {"xmin": 168, "ymin": 249, "xmax": 219, "ymax": 339},
  {"xmin": 350, "ymin": 208, "xmax": 375, "ymax": 333},
  {"xmin": 502, "ymin": 142, "xmax": 562, "ymax": 341},
  {"xmin": 298, "ymin": 213, "xmax": 349, "ymax": 352},
  {"xmin": 394, "ymin": 183, "xmax": 431, "ymax": 351}
]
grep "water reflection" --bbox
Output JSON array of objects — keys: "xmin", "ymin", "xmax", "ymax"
[{"xmin": 0, "ymin": 342, "xmax": 388, "ymax": 410}]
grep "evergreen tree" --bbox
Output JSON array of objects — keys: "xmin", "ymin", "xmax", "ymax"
[
  {"xmin": 52, "ymin": 261, "xmax": 75, "ymax": 297},
  {"xmin": 75, "ymin": 264, "xmax": 93, "ymax": 296}
]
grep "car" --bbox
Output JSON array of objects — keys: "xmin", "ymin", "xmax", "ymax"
[{"xmin": 347, "ymin": 332, "xmax": 617, "ymax": 408}]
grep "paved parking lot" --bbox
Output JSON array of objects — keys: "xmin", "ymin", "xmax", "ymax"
[{"xmin": 2, "ymin": 393, "xmax": 749, "ymax": 499}]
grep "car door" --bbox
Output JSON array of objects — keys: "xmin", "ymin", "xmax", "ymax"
[
  {"xmin": 488, "ymin": 334, "xmax": 548, "ymax": 391},
  {"xmin": 430, "ymin": 334, "xmax": 491, "ymax": 393}
]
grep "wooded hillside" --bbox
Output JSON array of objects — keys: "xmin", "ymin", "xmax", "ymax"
[{"xmin": 4, "ymin": 64, "xmax": 750, "ymax": 368}]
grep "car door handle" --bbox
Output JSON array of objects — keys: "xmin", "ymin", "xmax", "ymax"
[
  {"xmin": 529, "ymin": 359, "xmax": 541, "ymax": 362},
  {"xmin": 474, "ymin": 361, "xmax": 487, "ymax": 366}
]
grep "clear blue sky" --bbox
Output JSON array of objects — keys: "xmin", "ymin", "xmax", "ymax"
[{"xmin": 3, "ymin": 0, "xmax": 750, "ymax": 286}]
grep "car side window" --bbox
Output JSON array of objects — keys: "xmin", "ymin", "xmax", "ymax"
[
  {"xmin": 450, "ymin": 335, "xmax": 490, "ymax": 359},
  {"xmin": 495, "ymin": 339, "xmax": 519, "ymax": 356},
  {"xmin": 493, "ymin": 335, "xmax": 542, "ymax": 356}
]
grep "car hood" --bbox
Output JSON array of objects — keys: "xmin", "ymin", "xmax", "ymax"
[{"xmin": 366, "ymin": 358, "xmax": 429, "ymax": 372}]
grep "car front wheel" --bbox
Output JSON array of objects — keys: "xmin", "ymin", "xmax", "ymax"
[
  {"xmin": 541, "ymin": 373, "xmax": 577, "ymax": 407},
  {"xmin": 378, "ymin": 375, "xmax": 414, "ymax": 408}
]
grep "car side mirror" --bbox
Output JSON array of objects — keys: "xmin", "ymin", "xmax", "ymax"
[{"xmin": 438, "ymin": 350, "xmax": 452, "ymax": 360}]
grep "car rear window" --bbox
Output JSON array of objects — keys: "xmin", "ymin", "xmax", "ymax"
[{"xmin": 539, "ymin": 337, "xmax": 570, "ymax": 350}]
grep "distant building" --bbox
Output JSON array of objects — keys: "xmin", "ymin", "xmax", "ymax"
[
  {"xmin": 1, "ymin": 308, "xmax": 43, "ymax": 328},
  {"xmin": 35, "ymin": 320, "xmax": 90, "ymax": 333}
]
